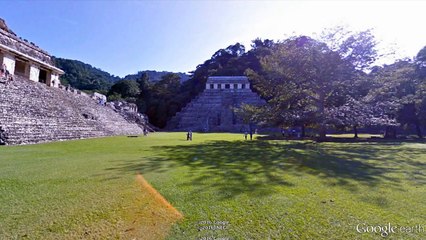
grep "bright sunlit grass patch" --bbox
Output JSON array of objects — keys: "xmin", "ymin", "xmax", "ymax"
[
  {"xmin": 0, "ymin": 132, "xmax": 424, "ymax": 239},
  {"xmin": 326, "ymin": 133, "xmax": 383, "ymax": 138}
]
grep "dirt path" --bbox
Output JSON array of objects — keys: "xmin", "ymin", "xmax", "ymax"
[{"xmin": 122, "ymin": 174, "xmax": 183, "ymax": 240}]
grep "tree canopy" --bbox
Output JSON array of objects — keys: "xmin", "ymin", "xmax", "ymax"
[
  {"xmin": 247, "ymin": 29, "xmax": 382, "ymax": 139},
  {"xmin": 53, "ymin": 57, "xmax": 120, "ymax": 93}
]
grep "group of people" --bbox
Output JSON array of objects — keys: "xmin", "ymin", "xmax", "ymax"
[
  {"xmin": 244, "ymin": 128, "xmax": 258, "ymax": 140},
  {"xmin": 186, "ymin": 130, "xmax": 193, "ymax": 141},
  {"xmin": 0, "ymin": 63, "xmax": 13, "ymax": 84},
  {"xmin": 281, "ymin": 128, "xmax": 301, "ymax": 138},
  {"xmin": 97, "ymin": 97, "xmax": 106, "ymax": 106},
  {"xmin": 244, "ymin": 131, "xmax": 253, "ymax": 140},
  {"xmin": 184, "ymin": 130, "xmax": 257, "ymax": 141}
]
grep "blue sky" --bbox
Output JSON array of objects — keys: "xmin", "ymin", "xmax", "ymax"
[{"xmin": 2, "ymin": 0, "xmax": 426, "ymax": 77}]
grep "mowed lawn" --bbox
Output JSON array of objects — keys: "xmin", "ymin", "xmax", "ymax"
[{"xmin": 0, "ymin": 133, "xmax": 425, "ymax": 239}]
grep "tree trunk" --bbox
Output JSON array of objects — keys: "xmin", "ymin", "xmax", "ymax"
[
  {"xmin": 318, "ymin": 125, "xmax": 326, "ymax": 141},
  {"xmin": 301, "ymin": 124, "xmax": 306, "ymax": 138},
  {"xmin": 353, "ymin": 125, "xmax": 358, "ymax": 138},
  {"xmin": 249, "ymin": 122, "xmax": 253, "ymax": 140},
  {"xmin": 317, "ymin": 92, "xmax": 326, "ymax": 141},
  {"xmin": 415, "ymin": 122, "xmax": 423, "ymax": 139},
  {"xmin": 384, "ymin": 126, "xmax": 396, "ymax": 139}
]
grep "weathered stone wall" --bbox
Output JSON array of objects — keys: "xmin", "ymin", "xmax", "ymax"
[
  {"xmin": 108, "ymin": 100, "xmax": 150, "ymax": 130},
  {"xmin": 29, "ymin": 65, "xmax": 40, "ymax": 82},
  {"xmin": 0, "ymin": 75, "xmax": 144, "ymax": 145}
]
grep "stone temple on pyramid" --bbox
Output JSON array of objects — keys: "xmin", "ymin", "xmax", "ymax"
[{"xmin": 167, "ymin": 76, "xmax": 265, "ymax": 132}]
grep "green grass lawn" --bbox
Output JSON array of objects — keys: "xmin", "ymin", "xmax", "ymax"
[{"xmin": 0, "ymin": 133, "xmax": 425, "ymax": 239}]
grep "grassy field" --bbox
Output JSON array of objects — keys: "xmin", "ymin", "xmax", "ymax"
[{"xmin": 0, "ymin": 133, "xmax": 425, "ymax": 239}]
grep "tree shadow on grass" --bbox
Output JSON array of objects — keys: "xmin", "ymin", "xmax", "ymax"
[
  {"xmin": 103, "ymin": 140, "xmax": 426, "ymax": 200},
  {"xmin": 257, "ymin": 135, "xmax": 426, "ymax": 143}
]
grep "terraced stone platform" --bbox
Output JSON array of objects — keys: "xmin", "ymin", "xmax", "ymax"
[
  {"xmin": 167, "ymin": 76, "xmax": 265, "ymax": 132},
  {"xmin": 0, "ymin": 75, "xmax": 144, "ymax": 145}
]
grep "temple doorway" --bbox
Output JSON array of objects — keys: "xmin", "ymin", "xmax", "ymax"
[
  {"xmin": 14, "ymin": 59, "xmax": 28, "ymax": 77},
  {"xmin": 39, "ymin": 69, "xmax": 47, "ymax": 84}
]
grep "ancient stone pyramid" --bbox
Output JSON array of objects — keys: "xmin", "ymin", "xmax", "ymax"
[
  {"xmin": 0, "ymin": 75, "xmax": 145, "ymax": 145},
  {"xmin": 0, "ymin": 18, "xmax": 144, "ymax": 145},
  {"xmin": 167, "ymin": 76, "xmax": 265, "ymax": 132}
]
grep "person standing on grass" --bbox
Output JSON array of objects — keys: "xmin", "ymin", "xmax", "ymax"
[
  {"xmin": 186, "ymin": 131, "xmax": 190, "ymax": 141},
  {"xmin": 244, "ymin": 131, "xmax": 248, "ymax": 140},
  {"xmin": 189, "ymin": 130, "xmax": 193, "ymax": 141}
]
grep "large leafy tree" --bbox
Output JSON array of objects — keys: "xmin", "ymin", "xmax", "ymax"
[
  {"xmin": 367, "ymin": 61, "xmax": 415, "ymax": 137},
  {"xmin": 415, "ymin": 46, "xmax": 426, "ymax": 79},
  {"xmin": 145, "ymin": 73, "xmax": 182, "ymax": 128},
  {"xmin": 415, "ymin": 46, "xmax": 426, "ymax": 132},
  {"xmin": 366, "ymin": 49, "xmax": 426, "ymax": 138},
  {"xmin": 325, "ymin": 97, "xmax": 397, "ymax": 138},
  {"xmin": 134, "ymin": 72, "xmax": 152, "ymax": 113},
  {"xmin": 249, "ymin": 29, "xmax": 380, "ymax": 139},
  {"xmin": 107, "ymin": 79, "xmax": 141, "ymax": 101}
]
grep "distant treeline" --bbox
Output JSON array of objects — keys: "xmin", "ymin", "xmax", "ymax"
[
  {"xmin": 53, "ymin": 29, "xmax": 426, "ymax": 138},
  {"xmin": 52, "ymin": 57, "xmax": 189, "ymax": 94}
]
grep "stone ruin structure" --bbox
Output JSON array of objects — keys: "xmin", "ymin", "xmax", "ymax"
[
  {"xmin": 167, "ymin": 76, "xmax": 265, "ymax": 132},
  {"xmin": 0, "ymin": 19, "xmax": 145, "ymax": 145},
  {"xmin": 108, "ymin": 100, "xmax": 156, "ymax": 132},
  {"xmin": 0, "ymin": 18, "xmax": 63, "ymax": 87}
]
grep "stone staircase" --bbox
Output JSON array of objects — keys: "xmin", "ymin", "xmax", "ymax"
[
  {"xmin": 167, "ymin": 89, "xmax": 265, "ymax": 132},
  {"xmin": 0, "ymin": 75, "xmax": 144, "ymax": 145}
]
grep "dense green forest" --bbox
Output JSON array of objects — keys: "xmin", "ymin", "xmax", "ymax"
[
  {"xmin": 53, "ymin": 57, "xmax": 189, "ymax": 94},
  {"xmin": 52, "ymin": 57, "xmax": 120, "ymax": 93},
  {"xmin": 54, "ymin": 29, "xmax": 426, "ymax": 138}
]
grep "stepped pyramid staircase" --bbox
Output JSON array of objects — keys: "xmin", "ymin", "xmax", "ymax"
[
  {"xmin": 0, "ymin": 75, "xmax": 144, "ymax": 145},
  {"xmin": 167, "ymin": 88, "xmax": 265, "ymax": 132}
]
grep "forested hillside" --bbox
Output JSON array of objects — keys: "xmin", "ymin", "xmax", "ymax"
[
  {"xmin": 53, "ymin": 57, "xmax": 120, "ymax": 93},
  {"xmin": 53, "ymin": 58, "xmax": 190, "ymax": 94}
]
